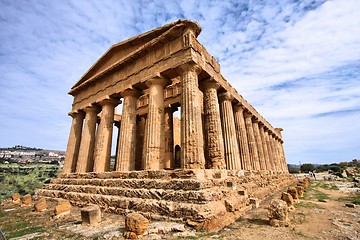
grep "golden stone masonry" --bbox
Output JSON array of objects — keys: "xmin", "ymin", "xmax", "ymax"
[{"xmin": 36, "ymin": 20, "xmax": 295, "ymax": 231}]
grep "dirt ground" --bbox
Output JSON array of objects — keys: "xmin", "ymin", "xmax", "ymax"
[{"xmin": 0, "ymin": 173, "xmax": 359, "ymax": 240}]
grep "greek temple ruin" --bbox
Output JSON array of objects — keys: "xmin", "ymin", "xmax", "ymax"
[{"xmin": 37, "ymin": 20, "xmax": 295, "ymax": 231}]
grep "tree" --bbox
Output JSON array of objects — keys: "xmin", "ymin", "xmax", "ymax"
[{"xmin": 300, "ymin": 163, "xmax": 315, "ymax": 173}]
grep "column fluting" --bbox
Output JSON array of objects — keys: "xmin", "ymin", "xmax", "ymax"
[
  {"xmin": 233, "ymin": 104, "xmax": 251, "ymax": 170},
  {"xmin": 93, "ymin": 99, "xmax": 118, "ymax": 172},
  {"xmin": 178, "ymin": 63, "xmax": 205, "ymax": 169},
  {"xmin": 244, "ymin": 112, "xmax": 259, "ymax": 170},
  {"xmin": 219, "ymin": 92, "xmax": 241, "ymax": 170},
  {"xmin": 76, "ymin": 106, "xmax": 100, "ymax": 173},
  {"xmin": 116, "ymin": 89, "xmax": 140, "ymax": 171},
  {"xmin": 201, "ymin": 80, "xmax": 225, "ymax": 169},
  {"xmin": 63, "ymin": 111, "xmax": 85, "ymax": 173},
  {"xmin": 143, "ymin": 77, "xmax": 169, "ymax": 170}
]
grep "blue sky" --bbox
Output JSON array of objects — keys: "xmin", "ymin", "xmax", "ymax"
[{"xmin": 0, "ymin": 0, "xmax": 359, "ymax": 164}]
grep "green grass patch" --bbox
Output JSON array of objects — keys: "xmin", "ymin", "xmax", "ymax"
[
  {"xmin": 319, "ymin": 183, "xmax": 339, "ymax": 190},
  {"xmin": 336, "ymin": 195, "xmax": 360, "ymax": 205},
  {"xmin": 7, "ymin": 225, "xmax": 43, "ymax": 239}
]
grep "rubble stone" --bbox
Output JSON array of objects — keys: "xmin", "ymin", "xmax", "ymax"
[
  {"xmin": 281, "ymin": 192, "xmax": 295, "ymax": 211},
  {"xmin": 11, "ymin": 193, "xmax": 21, "ymax": 202},
  {"xmin": 287, "ymin": 187, "xmax": 299, "ymax": 201},
  {"xmin": 34, "ymin": 198, "xmax": 47, "ymax": 212},
  {"xmin": 54, "ymin": 200, "xmax": 71, "ymax": 216},
  {"xmin": 268, "ymin": 199, "xmax": 290, "ymax": 227},
  {"xmin": 21, "ymin": 194, "xmax": 32, "ymax": 206},
  {"xmin": 125, "ymin": 213, "xmax": 149, "ymax": 237},
  {"xmin": 295, "ymin": 186, "xmax": 304, "ymax": 197},
  {"xmin": 81, "ymin": 204, "xmax": 101, "ymax": 225}
]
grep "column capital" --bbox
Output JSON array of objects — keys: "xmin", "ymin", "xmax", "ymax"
[
  {"xmin": 68, "ymin": 111, "xmax": 85, "ymax": 119},
  {"xmin": 146, "ymin": 76, "xmax": 170, "ymax": 88},
  {"xmin": 177, "ymin": 62, "xmax": 202, "ymax": 75},
  {"xmin": 252, "ymin": 116, "xmax": 259, "ymax": 123},
  {"xmin": 121, "ymin": 88, "xmax": 141, "ymax": 98},
  {"xmin": 99, "ymin": 98, "xmax": 120, "ymax": 107},
  {"xmin": 233, "ymin": 103, "xmax": 246, "ymax": 112},
  {"xmin": 218, "ymin": 92, "xmax": 234, "ymax": 102},
  {"xmin": 83, "ymin": 105, "xmax": 101, "ymax": 114},
  {"xmin": 243, "ymin": 111, "xmax": 253, "ymax": 119},
  {"xmin": 200, "ymin": 78, "xmax": 221, "ymax": 91}
]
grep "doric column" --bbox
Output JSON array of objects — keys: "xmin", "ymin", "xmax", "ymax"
[
  {"xmin": 274, "ymin": 137, "xmax": 283, "ymax": 172},
  {"xmin": 63, "ymin": 111, "xmax": 85, "ymax": 173},
  {"xmin": 264, "ymin": 129, "xmax": 275, "ymax": 171},
  {"xmin": 143, "ymin": 77, "xmax": 169, "ymax": 170},
  {"xmin": 275, "ymin": 128, "xmax": 287, "ymax": 173},
  {"xmin": 135, "ymin": 115, "xmax": 146, "ymax": 170},
  {"xmin": 219, "ymin": 92, "xmax": 241, "ymax": 170},
  {"xmin": 201, "ymin": 80, "xmax": 225, "ymax": 169},
  {"xmin": 178, "ymin": 63, "xmax": 205, "ymax": 169},
  {"xmin": 164, "ymin": 106, "xmax": 176, "ymax": 169},
  {"xmin": 76, "ymin": 106, "xmax": 100, "ymax": 173},
  {"xmin": 270, "ymin": 134, "xmax": 280, "ymax": 172},
  {"xmin": 115, "ymin": 89, "xmax": 139, "ymax": 171},
  {"xmin": 252, "ymin": 118, "xmax": 266, "ymax": 170},
  {"xmin": 233, "ymin": 104, "xmax": 251, "ymax": 170},
  {"xmin": 93, "ymin": 99, "xmax": 118, "ymax": 172},
  {"xmin": 244, "ymin": 112, "xmax": 259, "ymax": 170},
  {"xmin": 259, "ymin": 123, "xmax": 271, "ymax": 171},
  {"xmin": 280, "ymin": 141, "xmax": 288, "ymax": 173}
]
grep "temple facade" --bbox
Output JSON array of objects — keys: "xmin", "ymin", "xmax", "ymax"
[
  {"xmin": 37, "ymin": 20, "xmax": 294, "ymax": 231},
  {"xmin": 62, "ymin": 20, "xmax": 288, "ymax": 175}
]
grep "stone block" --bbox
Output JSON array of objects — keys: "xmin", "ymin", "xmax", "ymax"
[
  {"xmin": 54, "ymin": 200, "xmax": 71, "ymax": 216},
  {"xmin": 125, "ymin": 213, "xmax": 149, "ymax": 236},
  {"xmin": 11, "ymin": 193, "xmax": 20, "ymax": 202},
  {"xmin": 268, "ymin": 199, "xmax": 290, "ymax": 227},
  {"xmin": 34, "ymin": 198, "xmax": 47, "ymax": 212},
  {"xmin": 81, "ymin": 204, "xmax": 101, "ymax": 225},
  {"xmin": 295, "ymin": 186, "xmax": 304, "ymax": 197},
  {"xmin": 287, "ymin": 187, "xmax": 299, "ymax": 200},
  {"xmin": 21, "ymin": 194, "xmax": 32, "ymax": 206},
  {"xmin": 281, "ymin": 192, "xmax": 294, "ymax": 207}
]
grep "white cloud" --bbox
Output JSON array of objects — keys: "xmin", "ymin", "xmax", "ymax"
[{"xmin": 0, "ymin": 0, "xmax": 358, "ymax": 164}]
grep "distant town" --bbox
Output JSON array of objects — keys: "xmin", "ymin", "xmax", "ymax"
[{"xmin": 0, "ymin": 145, "xmax": 65, "ymax": 165}]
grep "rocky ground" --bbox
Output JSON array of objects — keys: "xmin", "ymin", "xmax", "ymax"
[{"xmin": 0, "ymin": 173, "xmax": 359, "ymax": 240}]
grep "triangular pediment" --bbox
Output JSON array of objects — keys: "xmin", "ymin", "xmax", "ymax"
[{"xmin": 70, "ymin": 20, "xmax": 201, "ymax": 93}]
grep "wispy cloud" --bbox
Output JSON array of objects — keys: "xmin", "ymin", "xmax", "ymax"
[{"xmin": 0, "ymin": 0, "xmax": 359, "ymax": 164}]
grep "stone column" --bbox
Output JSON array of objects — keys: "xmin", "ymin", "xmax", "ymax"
[
  {"xmin": 93, "ymin": 99, "xmax": 118, "ymax": 172},
  {"xmin": 178, "ymin": 63, "xmax": 205, "ymax": 169},
  {"xmin": 143, "ymin": 77, "xmax": 169, "ymax": 170},
  {"xmin": 201, "ymin": 80, "xmax": 225, "ymax": 169},
  {"xmin": 270, "ymin": 134, "xmax": 279, "ymax": 172},
  {"xmin": 259, "ymin": 123, "xmax": 271, "ymax": 171},
  {"xmin": 233, "ymin": 104, "xmax": 251, "ymax": 171},
  {"xmin": 275, "ymin": 128, "xmax": 287, "ymax": 173},
  {"xmin": 76, "ymin": 106, "xmax": 100, "ymax": 173},
  {"xmin": 219, "ymin": 92, "xmax": 241, "ymax": 170},
  {"xmin": 264, "ymin": 129, "xmax": 275, "ymax": 171},
  {"xmin": 136, "ymin": 115, "xmax": 146, "ymax": 170},
  {"xmin": 252, "ymin": 118, "xmax": 266, "ymax": 170},
  {"xmin": 164, "ymin": 106, "xmax": 176, "ymax": 169},
  {"xmin": 63, "ymin": 111, "xmax": 85, "ymax": 173},
  {"xmin": 244, "ymin": 112, "xmax": 259, "ymax": 170},
  {"xmin": 280, "ymin": 141, "xmax": 288, "ymax": 173},
  {"xmin": 116, "ymin": 89, "xmax": 140, "ymax": 171}
]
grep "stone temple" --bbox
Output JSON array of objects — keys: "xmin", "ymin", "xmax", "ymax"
[{"xmin": 36, "ymin": 20, "xmax": 295, "ymax": 231}]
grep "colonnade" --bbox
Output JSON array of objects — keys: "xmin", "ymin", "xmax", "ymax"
[{"xmin": 63, "ymin": 63, "xmax": 288, "ymax": 174}]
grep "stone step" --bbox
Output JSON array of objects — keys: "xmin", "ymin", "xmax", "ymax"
[
  {"xmin": 50, "ymin": 178, "xmax": 221, "ymax": 190},
  {"xmin": 42, "ymin": 184, "xmax": 228, "ymax": 203},
  {"xmin": 35, "ymin": 189, "xmax": 249, "ymax": 221}
]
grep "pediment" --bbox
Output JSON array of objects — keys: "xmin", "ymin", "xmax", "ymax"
[{"xmin": 70, "ymin": 20, "xmax": 201, "ymax": 93}]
